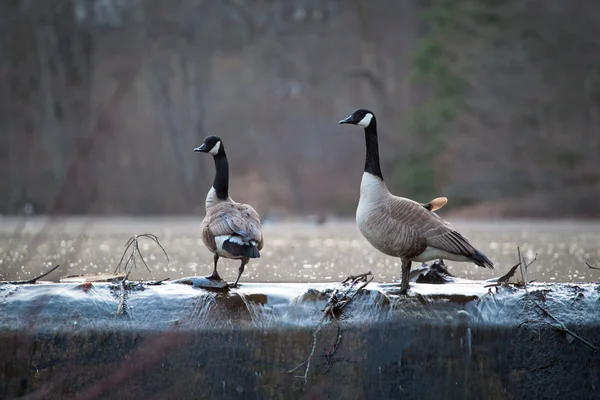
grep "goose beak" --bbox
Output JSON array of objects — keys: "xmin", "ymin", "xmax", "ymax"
[
  {"xmin": 194, "ymin": 144, "xmax": 207, "ymax": 152},
  {"xmin": 338, "ymin": 115, "xmax": 353, "ymax": 124}
]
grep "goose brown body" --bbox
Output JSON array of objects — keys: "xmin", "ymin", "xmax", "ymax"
[
  {"xmin": 201, "ymin": 200, "xmax": 263, "ymax": 259},
  {"xmin": 357, "ymin": 173, "xmax": 492, "ymax": 266},
  {"xmin": 340, "ymin": 109, "xmax": 493, "ymax": 293},
  {"xmin": 194, "ymin": 136, "xmax": 264, "ymax": 287}
]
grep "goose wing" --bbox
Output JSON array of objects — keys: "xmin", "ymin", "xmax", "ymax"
[
  {"xmin": 204, "ymin": 203, "xmax": 263, "ymax": 249},
  {"xmin": 388, "ymin": 196, "xmax": 493, "ymax": 268}
]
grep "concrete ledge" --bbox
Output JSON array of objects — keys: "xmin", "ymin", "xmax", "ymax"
[{"xmin": 1, "ymin": 280, "xmax": 599, "ymax": 399}]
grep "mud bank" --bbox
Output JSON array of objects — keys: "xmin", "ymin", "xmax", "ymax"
[{"xmin": 1, "ymin": 280, "xmax": 599, "ymax": 399}]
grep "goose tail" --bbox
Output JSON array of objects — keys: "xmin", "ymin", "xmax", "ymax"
[
  {"xmin": 221, "ymin": 238, "xmax": 261, "ymax": 258},
  {"xmin": 470, "ymin": 249, "xmax": 494, "ymax": 269}
]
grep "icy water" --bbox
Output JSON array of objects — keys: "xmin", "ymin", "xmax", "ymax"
[{"xmin": 1, "ymin": 216, "xmax": 599, "ymax": 283}]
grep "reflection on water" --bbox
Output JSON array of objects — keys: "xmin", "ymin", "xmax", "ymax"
[{"xmin": 1, "ymin": 217, "xmax": 599, "ymax": 283}]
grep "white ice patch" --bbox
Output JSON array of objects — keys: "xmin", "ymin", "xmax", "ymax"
[
  {"xmin": 358, "ymin": 113, "xmax": 373, "ymax": 128},
  {"xmin": 208, "ymin": 141, "xmax": 221, "ymax": 155}
]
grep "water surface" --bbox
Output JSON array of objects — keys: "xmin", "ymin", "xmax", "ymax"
[{"xmin": 1, "ymin": 217, "xmax": 599, "ymax": 283}]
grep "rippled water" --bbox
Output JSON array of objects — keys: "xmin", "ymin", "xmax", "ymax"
[{"xmin": 1, "ymin": 217, "xmax": 599, "ymax": 283}]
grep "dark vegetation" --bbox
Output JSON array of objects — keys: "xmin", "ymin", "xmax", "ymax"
[{"xmin": 1, "ymin": 0, "xmax": 599, "ymax": 217}]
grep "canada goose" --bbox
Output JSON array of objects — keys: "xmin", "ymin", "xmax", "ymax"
[
  {"xmin": 339, "ymin": 109, "xmax": 493, "ymax": 294},
  {"xmin": 194, "ymin": 135, "xmax": 264, "ymax": 288}
]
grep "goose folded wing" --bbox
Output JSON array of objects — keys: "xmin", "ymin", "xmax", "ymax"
[
  {"xmin": 414, "ymin": 211, "xmax": 479, "ymax": 258},
  {"xmin": 209, "ymin": 205, "xmax": 263, "ymax": 248},
  {"xmin": 388, "ymin": 198, "xmax": 475, "ymax": 258},
  {"xmin": 422, "ymin": 225, "xmax": 477, "ymax": 256}
]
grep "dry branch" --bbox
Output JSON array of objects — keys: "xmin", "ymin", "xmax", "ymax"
[
  {"xmin": 145, "ymin": 278, "xmax": 171, "ymax": 286},
  {"xmin": 484, "ymin": 262, "xmax": 520, "ymax": 288},
  {"xmin": 114, "ymin": 234, "xmax": 171, "ymax": 315},
  {"xmin": 483, "ymin": 248, "xmax": 597, "ymax": 351},
  {"xmin": 114, "ymin": 233, "xmax": 171, "ymax": 277},
  {"xmin": 526, "ymin": 296, "xmax": 598, "ymax": 351},
  {"xmin": 289, "ymin": 271, "xmax": 374, "ymax": 383},
  {"xmin": 321, "ymin": 322, "xmax": 343, "ymax": 374},
  {"xmin": 518, "ymin": 246, "xmax": 538, "ymax": 287},
  {"xmin": 514, "ymin": 249, "xmax": 597, "ymax": 351},
  {"xmin": 586, "ymin": 262, "xmax": 600, "ymax": 271},
  {"xmin": 0, "ymin": 264, "xmax": 60, "ymax": 285}
]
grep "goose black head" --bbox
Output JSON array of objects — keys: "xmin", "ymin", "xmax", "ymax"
[
  {"xmin": 339, "ymin": 109, "xmax": 376, "ymax": 128},
  {"xmin": 194, "ymin": 135, "xmax": 224, "ymax": 156}
]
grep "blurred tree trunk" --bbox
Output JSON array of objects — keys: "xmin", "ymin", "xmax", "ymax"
[{"xmin": 1, "ymin": 0, "xmax": 92, "ymax": 213}]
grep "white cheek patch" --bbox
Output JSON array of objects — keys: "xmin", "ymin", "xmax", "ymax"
[
  {"xmin": 208, "ymin": 141, "xmax": 221, "ymax": 155},
  {"xmin": 358, "ymin": 113, "xmax": 373, "ymax": 128}
]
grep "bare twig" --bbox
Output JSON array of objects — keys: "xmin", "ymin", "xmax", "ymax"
[
  {"xmin": 115, "ymin": 234, "xmax": 171, "ymax": 278},
  {"xmin": 321, "ymin": 320, "xmax": 343, "ymax": 374},
  {"xmin": 341, "ymin": 271, "xmax": 372, "ymax": 284},
  {"xmin": 288, "ymin": 312, "xmax": 327, "ymax": 383},
  {"xmin": 337, "ymin": 274, "xmax": 374, "ymax": 313},
  {"xmin": 485, "ymin": 262, "xmax": 520, "ymax": 286},
  {"xmin": 1, "ymin": 265, "xmax": 60, "ymax": 285},
  {"xmin": 289, "ymin": 271, "xmax": 373, "ymax": 382},
  {"xmin": 116, "ymin": 285, "xmax": 127, "ymax": 316},
  {"xmin": 586, "ymin": 262, "xmax": 600, "ymax": 271},
  {"xmin": 517, "ymin": 247, "xmax": 538, "ymax": 288},
  {"xmin": 513, "ymin": 250, "xmax": 597, "ymax": 351},
  {"xmin": 115, "ymin": 234, "xmax": 171, "ymax": 315},
  {"xmin": 145, "ymin": 278, "xmax": 171, "ymax": 286},
  {"xmin": 518, "ymin": 247, "xmax": 524, "ymax": 285},
  {"xmin": 531, "ymin": 300, "xmax": 597, "ymax": 351}
]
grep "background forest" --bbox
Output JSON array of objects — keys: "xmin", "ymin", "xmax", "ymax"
[{"xmin": 1, "ymin": 0, "xmax": 599, "ymax": 218}]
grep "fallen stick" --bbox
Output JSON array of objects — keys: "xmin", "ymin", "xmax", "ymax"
[
  {"xmin": 1, "ymin": 265, "xmax": 60, "ymax": 285},
  {"xmin": 145, "ymin": 277, "xmax": 171, "ymax": 286},
  {"xmin": 485, "ymin": 262, "xmax": 520, "ymax": 286},
  {"xmin": 514, "ymin": 249, "xmax": 597, "ymax": 351},
  {"xmin": 341, "ymin": 271, "xmax": 372, "ymax": 284},
  {"xmin": 321, "ymin": 319, "xmax": 343, "ymax": 374},
  {"xmin": 520, "ymin": 291, "xmax": 598, "ymax": 351},
  {"xmin": 586, "ymin": 262, "xmax": 600, "ymax": 271}
]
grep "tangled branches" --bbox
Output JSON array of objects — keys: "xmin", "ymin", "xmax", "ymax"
[
  {"xmin": 516, "ymin": 252, "xmax": 597, "ymax": 351},
  {"xmin": 485, "ymin": 247, "xmax": 597, "ymax": 351},
  {"xmin": 288, "ymin": 271, "xmax": 374, "ymax": 383},
  {"xmin": 114, "ymin": 234, "xmax": 170, "ymax": 278},
  {"xmin": 114, "ymin": 234, "xmax": 171, "ymax": 315}
]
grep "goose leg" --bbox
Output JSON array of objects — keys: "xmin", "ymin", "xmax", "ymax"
[
  {"xmin": 230, "ymin": 257, "xmax": 249, "ymax": 288},
  {"xmin": 206, "ymin": 253, "xmax": 222, "ymax": 281},
  {"xmin": 399, "ymin": 260, "xmax": 412, "ymax": 295}
]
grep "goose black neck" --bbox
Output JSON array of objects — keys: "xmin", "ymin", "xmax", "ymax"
[
  {"xmin": 364, "ymin": 122, "xmax": 383, "ymax": 180},
  {"xmin": 212, "ymin": 151, "xmax": 229, "ymax": 200}
]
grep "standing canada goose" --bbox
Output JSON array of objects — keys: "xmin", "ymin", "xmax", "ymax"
[
  {"xmin": 339, "ymin": 109, "xmax": 493, "ymax": 294},
  {"xmin": 194, "ymin": 135, "xmax": 264, "ymax": 288}
]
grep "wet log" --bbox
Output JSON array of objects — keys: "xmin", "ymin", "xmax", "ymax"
[{"xmin": 0, "ymin": 280, "xmax": 599, "ymax": 399}]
